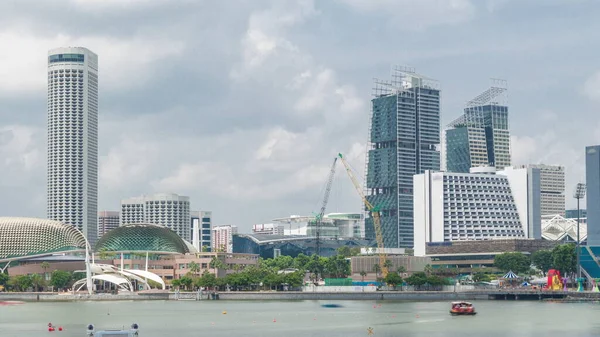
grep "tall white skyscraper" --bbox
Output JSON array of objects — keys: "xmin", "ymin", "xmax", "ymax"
[
  {"xmin": 120, "ymin": 193, "xmax": 191, "ymax": 241},
  {"xmin": 47, "ymin": 47, "xmax": 99, "ymax": 244}
]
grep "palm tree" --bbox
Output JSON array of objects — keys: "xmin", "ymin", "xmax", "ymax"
[
  {"xmin": 360, "ymin": 271, "xmax": 367, "ymax": 282},
  {"xmin": 383, "ymin": 259, "xmax": 393, "ymax": 273},
  {"xmin": 424, "ymin": 264, "xmax": 433, "ymax": 276},
  {"xmin": 396, "ymin": 266, "xmax": 406, "ymax": 275},
  {"xmin": 372, "ymin": 264, "xmax": 381, "ymax": 278},
  {"xmin": 30, "ymin": 274, "xmax": 45, "ymax": 292},
  {"xmin": 189, "ymin": 262, "xmax": 201, "ymax": 277},
  {"xmin": 40, "ymin": 262, "xmax": 50, "ymax": 282}
]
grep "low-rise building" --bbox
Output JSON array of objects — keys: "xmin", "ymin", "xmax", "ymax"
[
  {"xmin": 425, "ymin": 239, "xmax": 558, "ymax": 272},
  {"xmin": 350, "ymin": 255, "xmax": 431, "ymax": 281}
]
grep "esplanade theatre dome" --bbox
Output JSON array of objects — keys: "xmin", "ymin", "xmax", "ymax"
[
  {"xmin": 94, "ymin": 223, "xmax": 193, "ymax": 254},
  {"xmin": 0, "ymin": 217, "xmax": 87, "ymax": 262}
]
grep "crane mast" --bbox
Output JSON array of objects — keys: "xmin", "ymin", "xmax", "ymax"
[
  {"xmin": 316, "ymin": 157, "xmax": 338, "ymax": 256},
  {"xmin": 337, "ymin": 153, "xmax": 388, "ymax": 277}
]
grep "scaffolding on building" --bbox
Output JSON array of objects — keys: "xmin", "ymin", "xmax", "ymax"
[{"xmin": 447, "ymin": 78, "xmax": 508, "ymax": 128}]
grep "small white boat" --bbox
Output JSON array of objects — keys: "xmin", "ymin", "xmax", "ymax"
[{"xmin": 86, "ymin": 323, "xmax": 139, "ymax": 336}]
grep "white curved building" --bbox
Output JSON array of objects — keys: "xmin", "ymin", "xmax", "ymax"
[{"xmin": 47, "ymin": 47, "xmax": 99, "ymax": 244}]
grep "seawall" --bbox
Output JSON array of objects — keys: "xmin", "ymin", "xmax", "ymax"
[{"xmin": 2, "ymin": 290, "xmax": 599, "ymax": 302}]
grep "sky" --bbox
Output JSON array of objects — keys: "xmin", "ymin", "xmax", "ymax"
[{"xmin": 0, "ymin": 0, "xmax": 599, "ymax": 232}]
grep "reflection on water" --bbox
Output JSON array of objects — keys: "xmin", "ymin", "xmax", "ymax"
[{"xmin": 1, "ymin": 300, "xmax": 600, "ymax": 337}]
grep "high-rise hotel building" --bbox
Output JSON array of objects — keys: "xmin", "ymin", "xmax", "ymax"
[
  {"xmin": 121, "ymin": 193, "xmax": 191, "ymax": 241},
  {"xmin": 47, "ymin": 47, "xmax": 99, "ymax": 244},
  {"xmin": 365, "ymin": 67, "xmax": 441, "ymax": 248}
]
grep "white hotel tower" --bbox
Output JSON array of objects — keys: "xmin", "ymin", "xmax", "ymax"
[{"xmin": 47, "ymin": 47, "xmax": 99, "ymax": 244}]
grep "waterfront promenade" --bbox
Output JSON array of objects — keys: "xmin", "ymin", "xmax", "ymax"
[{"xmin": 1, "ymin": 289, "xmax": 599, "ymax": 302}]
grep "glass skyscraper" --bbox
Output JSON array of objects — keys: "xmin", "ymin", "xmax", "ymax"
[
  {"xmin": 586, "ymin": 145, "xmax": 600, "ymax": 246},
  {"xmin": 446, "ymin": 83, "xmax": 510, "ymax": 173},
  {"xmin": 365, "ymin": 67, "xmax": 440, "ymax": 249}
]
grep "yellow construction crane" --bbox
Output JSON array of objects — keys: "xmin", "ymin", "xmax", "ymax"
[{"xmin": 337, "ymin": 153, "xmax": 388, "ymax": 277}]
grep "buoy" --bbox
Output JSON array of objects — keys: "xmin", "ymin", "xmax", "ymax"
[
  {"xmin": 273, "ymin": 318, "xmax": 276, "ymax": 322},
  {"xmin": 58, "ymin": 327, "xmax": 63, "ymax": 331},
  {"xmin": 48, "ymin": 327, "xmax": 55, "ymax": 332},
  {"xmin": 222, "ymin": 311, "xmax": 227, "ymax": 315}
]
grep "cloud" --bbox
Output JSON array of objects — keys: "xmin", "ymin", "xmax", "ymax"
[
  {"xmin": 583, "ymin": 71, "xmax": 600, "ymax": 101},
  {"xmin": 0, "ymin": 32, "xmax": 184, "ymax": 93},
  {"xmin": 337, "ymin": 0, "xmax": 476, "ymax": 29}
]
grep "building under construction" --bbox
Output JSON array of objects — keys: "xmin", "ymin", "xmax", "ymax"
[
  {"xmin": 365, "ymin": 66, "xmax": 441, "ymax": 249},
  {"xmin": 446, "ymin": 80, "xmax": 511, "ymax": 172}
]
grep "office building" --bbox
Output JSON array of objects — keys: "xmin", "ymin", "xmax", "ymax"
[
  {"xmin": 97, "ymin": 211, "xmax": 119, "ymax": 238},
  {"xmin": 446, "ymin": 81, "xmax": 510, "ymax": 173},
  {"xmin": 47, "ymin": 47, "xmax": 99, "ymax": 244},
  {"xmin": 520, "ymin": 164, "xmax": 565, "ymax": 216},
  {"xmin": 252, "ymin": 224, "xmax": 285, "ymax": 235},
  {"xmin": 191, "ymin": 211, "xmax": 212, "ymax": 252},
  {"xmin": 413, "ymin": 166, "xmax": 541, "ymax": 256},
  {"xmin": 120, "ymin": 193, "xmax": 191, "ymax": 241},
  {"xmin": 365, "ymin": 66, "xmax": 441, "ymax": 248},
  {"xmin": 586, "ymin": 145, "xmax": 600, "ymax": 246},
  {"xmin": 565, "ymin": 209, "xmax": 587, "ymax": 225},
  {"xmin": 212, "ymin": 225, "xmax": 238, "ymax": 253}
]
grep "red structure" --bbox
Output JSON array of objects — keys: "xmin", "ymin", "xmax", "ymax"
[{"xmin": 546, "ymin": 269, "xmax": 562, "ymax": 290}]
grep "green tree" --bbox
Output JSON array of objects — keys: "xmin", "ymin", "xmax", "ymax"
[
  {"xmin": 531, "ymin": 250, "xmax": 553, "ymax": 275},
  {"xmin": 396, "ymin": 266, "xmax": 406, "ymax": 274},
  {"xmin": 188, "ymin": 262, "xmax": 201, "ymax": 276},
  {"xmin": 383, "ymin": 259, "xmax": 393, "ymax": 273},
  {"xmin": 424, "ymin": 264, "xmax": 433, "ymax": 276},
  {"xmin": 30, "ymin": 274, "xmax": 45, "ymax": 292},
  {"xmin": 9, "ymin": 275, "xmax": 33, "ymax": 291},
  {"xmin": 372, "ymin": 264, "xmax": 381, "ymax": 278},
  {"xmin": 197, "ymin": 271, "xmax": 217, "ymax": 289},
  {"xmin": 171, "ymin": 279, "xmax": 182, "ymax": 289},
  {"xmin": 0, "ymin": 272, "xmax": 9, "ymax": 288},
  {"xmin": 472, "ymin": 272, "xmax": 493, "ymax": 283},
  {"xmin": 209, "ymin": 256, "xmax": 227, "ymax": 275},
  {"xmin": 201, "ymin": 245, "xmax": 210, "ymax": 252},
  {"xmin": 336, "ymin": 246, "xmax": 352, "ymax": 258},
  {"xmin": 359, "ymin": 271, "xmax": 367, "ymax": 282},
  {"xmin": 493, "ymin": 252, "xmax": 531, "ymax": 274},
  {"xmin": 384, "ymin": 272, "xmax": 403, "ymax": 288},
  {"xmin": 551, "ymin": 243, "xmax": 576, "ymax": 275},
  {"xmin": 50, "ymin": 270, "xmax": 72, "ymax": 291},
  {"xmin": 405, "ymin": 272, "xmax": 428, "ymax": 286},
  {"xmin": 40, "ymin": 262, "xmax": 50, "ymax": 279},
  {"xmin": 179, "ymin": 276, "xmax": 194, "ymax": 290}
]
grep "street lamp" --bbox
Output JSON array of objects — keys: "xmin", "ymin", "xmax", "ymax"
[{"xmin": 574, "ymin": 183, "xmax": 586, "ymax": 279}]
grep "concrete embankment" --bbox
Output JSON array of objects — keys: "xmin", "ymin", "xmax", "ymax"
[
  {"xmin": 0, "ymin": 292, "xmax": 169, "ymax": 301},
  {"xmin": 3, "ymin": 290, "xmax": 600, "ymax": 302}
]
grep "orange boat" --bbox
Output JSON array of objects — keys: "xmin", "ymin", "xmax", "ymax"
[{"xmin": 449, "ymin": 301, "xmax": 476, "ymax": 316}]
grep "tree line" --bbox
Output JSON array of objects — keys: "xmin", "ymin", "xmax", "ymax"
[
  {"xmin": 471, "ymin": 243, "xmax": 577, "ymax": 282},
  {"xmin": 0, "ymin": 267, "xmax": 83, "ymax": 292}
]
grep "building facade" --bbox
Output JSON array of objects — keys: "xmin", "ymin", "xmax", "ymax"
[
  {"xmin": 47, "ymin": 47, "xmax": 99, "ymax": 244},
  {"xmin": 191, "ymin": 211, "xmax": 212, "ymax": 252},
  {"xmin": 519, "ymin": 164, "xmax": 565, "ymax": 216},
  {"xmin": 252, "ymin": 224, "xmax": 285, "ymax": 235},
  {"xmin": 446, "ymin": 83, "xmax": 510, "ymax": 173},
  {"xmin": 97, "ymin": 211, "xmax": 119, "ymax": 238},
  {"xmin": 120, "ymin": 193, "xmax": 191, "ymax": 242},
  {"xmin": 413, "ymin": 166, "xmax": 541, "ymax": 256},
  {"xmin": 586, "ymin": 145, "xmax": 600, "ymax": 246},
  {"xmin": 212, "ymin": 225, "xmax": 238, "ymax": 253},
  {"xmin": 365, "ymin": 67, "xmax": 441, "ymax": 248}
]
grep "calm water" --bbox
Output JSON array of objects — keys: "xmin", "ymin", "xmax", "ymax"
[{"xmin": 1, "ymin": 299, "xmax": 599, "ymax": 337}]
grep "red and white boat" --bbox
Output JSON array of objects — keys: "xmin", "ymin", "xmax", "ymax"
[{"xmin": 449, "ymin": 301, "xmax": 476, "ymax": 316}]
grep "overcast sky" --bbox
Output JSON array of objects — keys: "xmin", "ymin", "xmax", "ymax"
[{"xmin": 0, "ymin": 0, "xmax": 598, "ymax": 232}]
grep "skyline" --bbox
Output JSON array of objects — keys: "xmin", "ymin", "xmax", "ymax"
[{"xmin": 0, "ymin": 1, "xmax": 598, "ymax": 232}]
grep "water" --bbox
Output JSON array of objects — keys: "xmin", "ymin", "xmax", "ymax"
[{"xmin": 1, "ymin": 300, "xmax": 599, "ymax": 337}]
